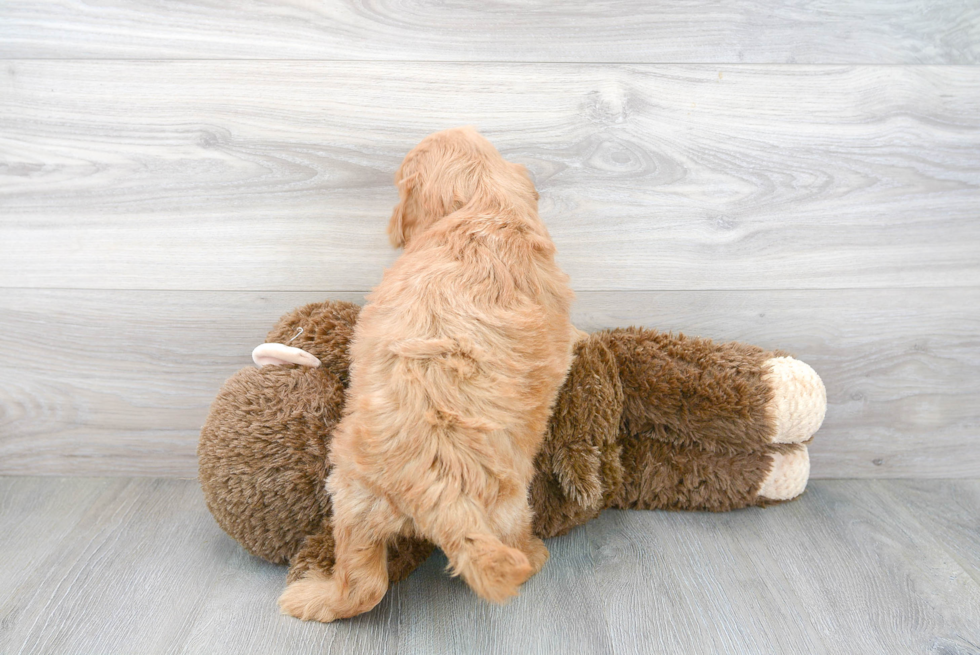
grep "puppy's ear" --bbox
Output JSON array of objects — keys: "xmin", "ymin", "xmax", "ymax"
[
  {"xmin": 515, "ymin": 163, "xmax": 540, "ymax": 201},
  {"xmin": 388, "ymin": 202, "xmax": 408, "ymax": 248},
  {"xmin": 388, "ymin": 163, "xmax": 418, "ymax": 249}
]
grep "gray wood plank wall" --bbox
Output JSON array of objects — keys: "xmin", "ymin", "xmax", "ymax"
[
  {"xmin": 2, "ymin": 1, "xmax": 978, "ymax": 62},
  {"xmin": 1, "ymin": 3, "xmax": 978, "ymax": 478}
]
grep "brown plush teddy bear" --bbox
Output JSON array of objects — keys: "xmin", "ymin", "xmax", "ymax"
[
  {"xmin": 199, "ymin": 300, "xmax": 825, "ymax": 590},
  {"xmin": 198, "ymin": 302, "xmax": 826, "ymax": 596}
]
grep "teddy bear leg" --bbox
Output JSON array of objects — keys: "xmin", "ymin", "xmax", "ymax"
[
  {"xmin": 756, "ymin": 444, "xmax": 810, "ymax": 502},
  {"xmin": 610, "ymin": 438, "xmax": 772, "ymax": 512},
  {"xmin": 762, "ymin": 357, "xmax": 827, "ymax": 444}
]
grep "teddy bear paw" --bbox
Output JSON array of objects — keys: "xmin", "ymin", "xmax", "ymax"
[
  {"xmin": 757, "ymin": 446, "xmax": 809, "ymax": 501},
  {"xmin": 762, "ymin": 357, "xmax": 827, "ymax": 444}
]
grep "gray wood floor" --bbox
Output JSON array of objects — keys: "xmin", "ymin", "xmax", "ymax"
[{"xmin": 1, "ymin": 477, "xmax": 978, "ymax": 655}]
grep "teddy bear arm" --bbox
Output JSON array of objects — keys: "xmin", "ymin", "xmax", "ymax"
[{"xmin": 528, "ymin": 334, "xmax": 627, "ymax": 539}]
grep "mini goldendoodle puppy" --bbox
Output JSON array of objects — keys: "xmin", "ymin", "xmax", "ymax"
[{"xmin": 278, "ymin": 127, "xmax": 578, "ymax": 622}]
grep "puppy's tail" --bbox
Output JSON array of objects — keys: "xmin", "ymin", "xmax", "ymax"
[{"xmin": 446, "ymin": 532, "xmax": 533, "ymax": 604}]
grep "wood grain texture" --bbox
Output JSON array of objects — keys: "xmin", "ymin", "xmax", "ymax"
[
  {"xmin": 394, "ymin": 528, "xmax": 615, "ymax": 655},
  {"xmin": 2, "ymin": 287, "xmax": 977, "ymax": 478},
  {"xmin": 0, "ymin": 478, "xmax": 253, "ymax": 654},
  {"xmin": 0, "ymin": 477, "xmax": 116, "ymax": 609},
  {"xmin": 1, "ymin": 478, "xmax": 978, "ymax": 654},
  {"xmin": 2, "ymin": 62, "xmax": 979, "ymax": 291},
  {"xmin": 1, "ymin": 1, "xmax": 978, "ymax": 63},
  {"xmin": 879, "ymin": 479, "xmax": 980, "ymax": 586},
  {"xmin": 591, "ymin": 479, "xmax": 980, "ymax": 654}
]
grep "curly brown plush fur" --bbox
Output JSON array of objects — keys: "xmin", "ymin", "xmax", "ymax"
[
  {"xmin": 198, "ymin": 302, "xmax": 357, "ymax": 565},
  {"xmin": 199, "ymin": 300, "xmax": 822, "ymax": 588}
]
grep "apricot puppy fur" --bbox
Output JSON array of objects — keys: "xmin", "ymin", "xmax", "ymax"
[{"xmin": 279, "ymin": 128, "xmax": 578, "ymax": 621}]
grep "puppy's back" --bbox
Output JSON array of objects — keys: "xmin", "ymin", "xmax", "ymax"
[{"xmin": 346, "ymin": 204, "xmax": 575, "ymax": 480}]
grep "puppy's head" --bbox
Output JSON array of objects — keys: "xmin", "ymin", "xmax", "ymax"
[{"xmin": 388, "ymin": 126, "xmax": 539, "ymax": 248}]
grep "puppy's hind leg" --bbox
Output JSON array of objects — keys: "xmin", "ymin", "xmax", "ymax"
[
  {"xmin": 279, "ymin": 477, "xmax": 404, "ymax": 622},
  {"xmin": 491, "ymin": 492, "xmax": 549, "ymax": 577},
  {"xmin": 413, "ymin": 496, "xmax": 534, "ymax": 604}
]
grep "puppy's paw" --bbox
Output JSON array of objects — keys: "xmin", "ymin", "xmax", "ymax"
[
  {"xmin": 522, "ymin": 536, "xmax": 550, "ymax": 576},
  {"xmin": 762, "ymin": 357, "xmax": 827, "ymax": 444},
  {"xmin": 278, "ymin": 575, "xmax": 341, "ymax": 623},
  {"xmin": 463, "ymin": 534, "xmax": 534, "ymax": 604},
  {"xmin": 479, "ymin": 547, "xmax": 533, "ymax": 604}
]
